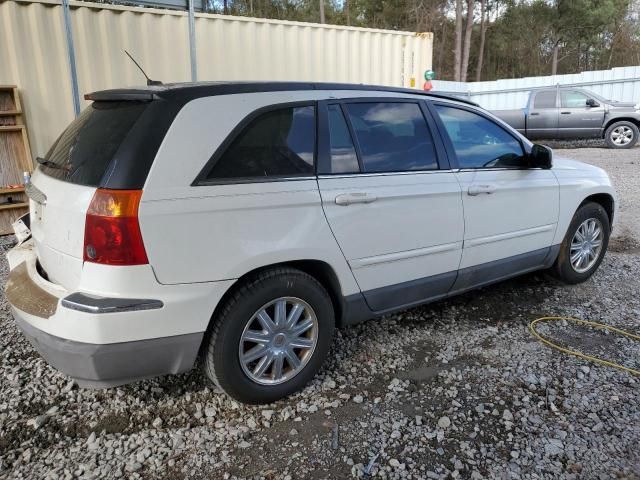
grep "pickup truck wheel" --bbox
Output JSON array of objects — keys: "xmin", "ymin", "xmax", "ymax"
[
  {"xmin": 202, "ymin": 267, "xmax": 335, "ymax": 404},
  {"xmin": 605, "ymin": 121, "xmax": 639, "ymax": 149},
  {"xmin": 551, "ymin": 202, "xmax": 610, "ymax": 284}
]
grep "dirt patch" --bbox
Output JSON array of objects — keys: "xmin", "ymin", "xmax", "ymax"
[
  {"xmin": 91, "ymin": 412, "xmax": 131, "ymax": 435},
  {"xmin": 609, "ymin": 234, "xmax": 640, "ymax": 254}
]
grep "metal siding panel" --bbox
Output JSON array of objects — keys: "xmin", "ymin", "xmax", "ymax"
[
  {"xmin": 434, "ymin": 66, "xmax": 640, "ymax": 109},
  {"xmin": 3, "ymin": 0, "xmax": 432, "ymax": 158},
  {"xmin": 0, "ymin": 1, "xmax": 75, "ymax": 158}
]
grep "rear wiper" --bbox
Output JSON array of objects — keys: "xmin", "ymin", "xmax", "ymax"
[{"xmin": 36, "ymin": 157, "xmax": 65, "ymax": 170}]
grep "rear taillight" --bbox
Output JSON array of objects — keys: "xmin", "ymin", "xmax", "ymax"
[{"xmin": 83, "ymin": 189, "xmax": 148, "ymax": 266}]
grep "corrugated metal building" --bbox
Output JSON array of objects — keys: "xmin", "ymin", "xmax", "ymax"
[{"xmin": 0, "ymin": 0, "xmax": 433, "ymax": 157}]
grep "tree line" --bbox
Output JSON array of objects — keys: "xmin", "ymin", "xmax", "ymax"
[{"xmin": 197, "ymin": 0, "xmax": 640, "ymax": 82}]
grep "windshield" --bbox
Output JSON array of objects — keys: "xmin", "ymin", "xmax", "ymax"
[{"xmin": 580, "ymin": 89, "xmax": 611, "ymax": 103}]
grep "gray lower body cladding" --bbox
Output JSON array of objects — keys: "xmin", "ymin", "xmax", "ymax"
[
  {"xmin": 341, "ymin": 245, "xmax": 561, "ymax": 326},
  {"xmin": 12, "ymin": 313, "xmax": 203, "ymax": 388}
]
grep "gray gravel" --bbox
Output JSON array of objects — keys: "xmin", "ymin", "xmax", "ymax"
[{"xmin": 1, "ymin": 148, "xmax": 639, "ymax": 479}]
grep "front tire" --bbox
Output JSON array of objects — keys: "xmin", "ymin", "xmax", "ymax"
[
  {"xmin": 203, "ymin": 267, "xmax": 335, "ymax": 404},
  {"xmin": 604, "ymin": 121, "xmax": 639, "ymax": 149},
  {"xmin": 551, "ymin": 202, "xmax": 610, "ymax": 284}
]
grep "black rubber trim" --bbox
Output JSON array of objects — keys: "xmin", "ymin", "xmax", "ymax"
[
  {"xmin": 339, "ymin": 245, "xmax": 560, "ymax": 326},
  {"xmin": 363, "ymin": 270, "xmax": 456, "ymax": 311},
  {"xmin": 449, "ymin": 246, "xmax": 550, "ymax": 295}
]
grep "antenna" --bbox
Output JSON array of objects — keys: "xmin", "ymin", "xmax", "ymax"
[{"xmin": 124, "ymin": 50, "xmax": 163, "ymax": 86}]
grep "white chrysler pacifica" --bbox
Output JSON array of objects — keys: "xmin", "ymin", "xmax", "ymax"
[{"xmin": 5, "ymin": 82, "xmax": 616, "ymax": 403}]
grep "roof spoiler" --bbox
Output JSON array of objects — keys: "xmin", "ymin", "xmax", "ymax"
[{"xmin": 84, "ymin": 89, "xmax": 157, "ymax": 102}]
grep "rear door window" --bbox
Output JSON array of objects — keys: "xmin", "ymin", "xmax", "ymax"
[
  {"xmin": 344, "ymin": 102, "xmax": 438, "ymax": 173},
  {"xmin": 533, "ymin": 91, "xmax": 557, "ymax": 109},
  {"xmin": 204, "ymin": 105, "xmax": 315, "ymax": 181},
  {"xmin": 40, "ymin": 101, "xmax": 147, "ymax": 187}
]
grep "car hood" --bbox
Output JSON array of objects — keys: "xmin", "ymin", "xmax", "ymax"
[
  {"xmin": 551, "ymin": 156, "xmax": 608, "ymax": 177},
  {"xmin": 607, "ymin": 100, "xmax": 638, "ymax": 112}
]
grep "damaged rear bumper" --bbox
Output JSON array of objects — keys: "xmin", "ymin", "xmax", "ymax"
[
  {"xmin": 5, "ymin": 240, "xmax": 206, "ymax": 388},
  {"xmin": 12, "ymin": 314, "xmax": 202, "ymax": 388}
]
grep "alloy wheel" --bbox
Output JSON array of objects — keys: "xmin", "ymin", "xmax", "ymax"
[
  {"xmin": 239, "ymin": 297, "xmax": 318, "ymax": 385},
  {"xmin": 570, "ymin": 218, "xmax": 603, "ymax": 273},
  {"xmin": 610, "ymin": 126, "xmax": 634, "ymax": 146}
]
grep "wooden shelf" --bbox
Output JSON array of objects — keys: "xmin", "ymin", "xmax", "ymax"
[
  {"xmin": 0, "ymin": 202, "xmax": 28, "ymax": 211},
  {"xmin": 0, "ymin": 86, "xmax": 30, "ymax": 235},
  {"xmin": 0, "ymin": 187, "xmax": 25, "ymax": 195}
]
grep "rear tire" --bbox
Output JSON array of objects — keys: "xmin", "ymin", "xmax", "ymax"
[
  {"xmin": 551, "ymin": 202, "xmax": 610, "ymax": 284},
  {"xmin": 604, "ymin": 121, "xmax": 639, "ymax": 149},
  {"xmin": 203, "ymin": 267, "xmax": 335, "ymax": 404}
]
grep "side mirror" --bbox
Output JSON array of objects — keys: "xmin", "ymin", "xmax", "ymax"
[
  {"xmin": 586, "ymin": 98, "xmax": 599, "ymax": 107},
  {"xmin": 529, "ymin": 144, "xmax": 553, "ymax": 169}
]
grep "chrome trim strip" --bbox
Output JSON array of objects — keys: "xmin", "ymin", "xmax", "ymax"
[
  {"xmin": 318, "ymin": 170, "xmax": 455, "ymax": 179},
  {"xmin": 350, "ymin": 241, "xmax": 462, "ymax": 269},
  {"xmin": 465, "ymin": 224, "xmax": 555, "ymax": 248},
  {"xmin": 61, "ymin": 293, "xmax": 164, "ymax": 314}
]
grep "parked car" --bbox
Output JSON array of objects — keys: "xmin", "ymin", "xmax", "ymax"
[
  {"xmin": 5, "ymin": 82, "xmax": 616, "ymax": 404},
  {"xmin": 493, "ymin": 87, "xmax": 640, "ymax": 148}
]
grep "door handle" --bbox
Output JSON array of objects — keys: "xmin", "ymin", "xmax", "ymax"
[
  {"xmin": 335, "ymin": 192, "xmax": 378, "ymax": 206},
  {"xmin": 529, "ymin": 112, "xmax": 540, "ymax": 116},
  {"xmin": 467, "ymin": 184, "xmax": 496, "ymax": 196},
  {"xmin": 560, "ymin": 111, "xmax": 571, "ymax": 114}
]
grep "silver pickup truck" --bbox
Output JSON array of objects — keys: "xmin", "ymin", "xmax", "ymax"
[{"xmin": 493, "ymin": 87, "xmax": 640, "ymax": 148}]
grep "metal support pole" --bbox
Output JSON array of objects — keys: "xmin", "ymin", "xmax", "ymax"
[
  {"xmin": 62, "ymin": 0, "xmax": 81, "ymax": 116},
  {"xmin": 188, "ymin": 0, "xmax": 197, "ymax": 81}
]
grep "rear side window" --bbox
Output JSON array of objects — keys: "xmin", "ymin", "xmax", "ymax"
[
  {"xmin": 344, "ymin": 102, "xmax": 438, "ymax": 173},
  {"xmin": 434, "ymin": 104, "xmax": 525, "ymax": 169},
  {"xmin": 205, "ymin": 106, "xmax": 315, "ymax": 181},
  {"xmin": 41, "ymin": 101, "xmax": 147, "ymax": 186},
  {"xmin": 533, "ymin": 91, "xmax": 556, "ymax": 109},
  {"xmin": 327, "ymin": 105, "xmax": 359, "ymax": 174}
]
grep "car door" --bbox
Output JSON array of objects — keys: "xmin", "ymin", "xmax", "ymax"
[
  {"xmin": 526, "ymin": 89, "xmax": 559, "ymax": 139},
  {"xmin": 557, "ymin": 89, "xmax": 605, "ymax": 138},
  {"xmin": 316, "ymin": 98, "xmax": 465, "ymax": 312},
  {"xmin": 428, "ymin": 101, "xmax": 559, "ymax": 293}
]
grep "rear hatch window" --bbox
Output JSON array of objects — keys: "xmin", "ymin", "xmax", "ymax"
[{"xmin": 40, "ymin": 101, "xmax": 148, "ymax": 187}]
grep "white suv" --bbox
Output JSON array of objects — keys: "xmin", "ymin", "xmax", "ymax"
[{"xmin": 5, "ymin": 82, "xmax": 616, "ymax": 404}]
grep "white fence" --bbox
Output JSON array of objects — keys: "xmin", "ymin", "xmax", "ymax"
[{"xmin": 432, "ymin": 66, "xmax": 640, "ymax": 110}]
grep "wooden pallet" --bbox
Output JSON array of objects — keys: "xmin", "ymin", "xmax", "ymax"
[{"xmin": 0, "ymin": 86, "xmax": 32, "ymax": 235}]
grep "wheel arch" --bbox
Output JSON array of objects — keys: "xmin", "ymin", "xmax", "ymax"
[
  {"xmin": 580, "ymin": 192, "xmax": 615, "ymax": 228},
  {"xmin": 200, "ymin": 259, "xmax": 349, "ymax": 354}
]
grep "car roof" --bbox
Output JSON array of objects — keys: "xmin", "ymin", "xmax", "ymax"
[{"xmin": 85, "ymin": 81, "xmax": 478, "ymax": 106}]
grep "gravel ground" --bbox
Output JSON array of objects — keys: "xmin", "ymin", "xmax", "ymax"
[{"xmin": 1, "ymin": 147, "xmax": 639, "ymax": 479}]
